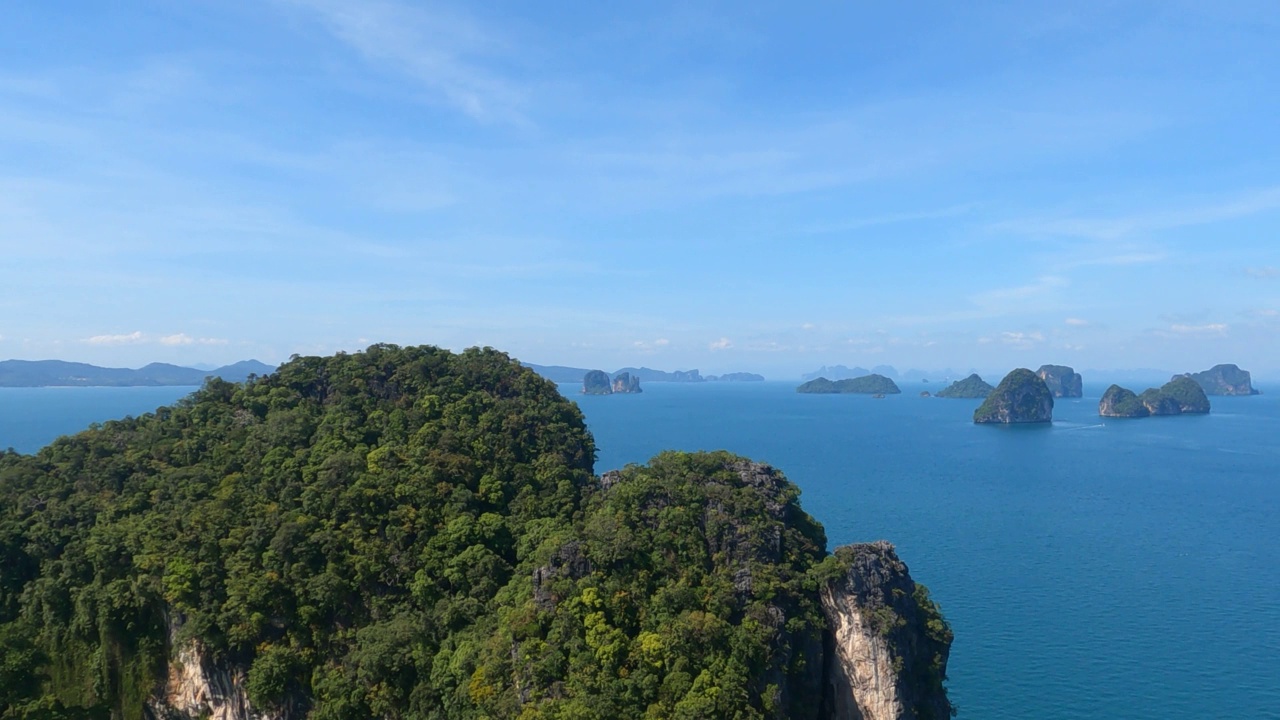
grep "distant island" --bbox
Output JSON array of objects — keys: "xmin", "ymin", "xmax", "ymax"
[
  {"xmin": 1036, "ymin": 365, "xmax": 1083, "ymax": 398},
  {"xmin": 974, "ymin": 369, "xmax": 1054, "ymax": 424},
  {"xmin": 1100, "ymin": 377, "xmax": 1210, "ymax": 418},
  {"xmin": 0, "ymin": 359, "xmax": 275, "ymax": 387},
  {"xmin": 801, "ymin": 364, "xmax": 894, "ymax": 382},
  {"xmin": 935, "ymin": 373, "xmax": 995, "ymax": 399},
  {"xmin": 1175, "ymin": 364, "xmax": 1260, "ymax": 396},
  {"xmin": 582, "ymin": 370, "xmax": 642, "ymax": 395},
  {"xmin": 802, "ymin": 365, "xmax": 975, "ymax": 383},
  {"xmin": 797, "ymin": 374, "xmax": 901, "ymax": 395},
  {"xmin": 706, "ymin": 372, "xmax": 766, "ymax": 382},
  {"xmin": 523, "ymin": 363, "xmax": 764, "ymax": 384}
]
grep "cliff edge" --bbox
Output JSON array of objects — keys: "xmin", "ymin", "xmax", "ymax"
[
  {"xmin": 1176, "ymin": 364, "xmax": 1260, "ymax": 396},
  {"xmin": 1036, "ymin": 365, "xmax": 1083, "ymax": 398},
  {"xmin": 821, "ymin": 542, "xmax": 953, "ymax": 720}
]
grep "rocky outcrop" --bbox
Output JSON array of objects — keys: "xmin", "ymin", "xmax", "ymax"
[
  {"xmin": 1100, "ymin": 376, "xmax": 1208, "ymax": 415},
  {"xmin": 532, "ymin": 541, "xmax": 593, "ymax": 611},
  {"xmin": 1176, "ymin": 364, "xmax": 1260, "ymax": 396},
  {"xmin": 1099, "ymin": 384, "xmax": 1149, "ymax": 417},
  {"xmin": 1100, "ymin": 377, "xmax": 1210, "ymax": 418},
  {"xmin": 148, "ymin": 617, "xmax": 280, "ymax": 720},
  {"xmin": 935, "ymin": 373, "xmax": 994, "ymax": 399},
  {"xmin": 1036, "ymin": 365, "xmax": 1083, "ymax": 398},
  {"xmin": 582, "ymin": 369, "xmax": 612, "ymax": 395},
  {"xmin": 821, "ymin": 542, "xmax": 953, "ymax": 720},
  {"xmin": 611, "ymin": 371, "xmax": 642, "ymax": 393},
  {"xmin": 973, "ymin": 368, "xmax": 1053, "ymax": 424}
]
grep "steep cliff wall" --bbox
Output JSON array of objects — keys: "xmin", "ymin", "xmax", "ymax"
[
  {"xmin": 821, "ymin": 542, "xmax": 953, "ymax": 720},
  {"xmin": 146, "ymin": 618, "xmax": 280, "ymax": 720}
]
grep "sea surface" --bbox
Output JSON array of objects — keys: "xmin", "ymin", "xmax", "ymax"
[{"xmin": 3, "ymin": 380, "xmax": 1278, "ymax": 719}]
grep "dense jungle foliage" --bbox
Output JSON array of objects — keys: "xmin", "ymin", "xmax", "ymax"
[{"xmin": 0, "ymin": 345, "xmax": 839, "ymax": 719}]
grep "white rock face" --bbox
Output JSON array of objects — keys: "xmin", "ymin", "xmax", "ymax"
[
  {"xmin": 148, "ymin": 618, "xmax": 278, "ymax": 720},
  {"xmin": 821, "ymin": 586, "xmax": 903, "ymax": 720}
]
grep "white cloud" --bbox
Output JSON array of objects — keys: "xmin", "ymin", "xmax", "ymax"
[
  {"xmin": 84, "ymin": 331, "xmax": 144, "ymax": 345},
  {"xmin": 632, "ymin": 337, "xmax": 670, "ymax": 353},
  {"xmin": 1065, "ymin": 317, "xmax": 1090, "ymax": 326},
  {"xmin": 1245, "ymin": 266, "xmax": 1279, "ymax": 279},
  {"xmin": 160, "ymin": 333, "xmax": 194, "ymax": 345},
  {"xmin": 1168, "ymin": 323, "xmax": 1228, "ymax": 336},
  {"xmin": 709, "ymin": 337, "xmax": 733, "ymax": 351},
  {"xmin": 1000, "ymin": 330, "xmax": 1046, "ymax": 349}
]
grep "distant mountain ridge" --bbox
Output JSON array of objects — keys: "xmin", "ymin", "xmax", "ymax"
[
  {"xmin": 0, "ymin": 359, "xmax": 276, "ymax": 387},
  {"xmin": 522, "ymin": 362, "xmax": 764, "ymax": 383}
]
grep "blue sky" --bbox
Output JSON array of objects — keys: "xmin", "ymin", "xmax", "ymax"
[{"xmin": 3, "ymin": 1, "xmax": 1279, "ymax": 377}]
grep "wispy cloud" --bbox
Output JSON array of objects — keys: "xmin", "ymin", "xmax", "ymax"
[
  {"xmin": 999, "ymin": 330, "xmax": 1046, "ymax": 349},
  {"xmin": 1065, "ymin": 317, "xmax": 1090, "ymax": 326},
  {"xmin": 1156, "ymin": 323, "xmax": 1229, "ymax": 338},
  {"xmin": 84, "ymin": 331, "xmax": 145, "ymax": 345},
  {"xmin": 971, "ymin": 276, "xmax": 1068, "ymax": 311},
  {"xmin": 993, "ymin": 186, "xmax": 1280, "ymax": 241},
  {"xmin": 159, "ymin": 333, "xmax": 228, "ymax": 346},
  {"xmin": 284, "ymin": 0, "xmax": 528, "ymax": 124},
  {"xmin": 799, "ymin": 204, "xmax": 975, "ymax": 235},
  {"xmin": 1245, "ymin": 266, "xmax": 1279, "ymax": 279},
  {"xmin": 631, "ymin": 337, "xmax": 670, "ymax": 353},
  {"xmin": 709, "ymin": 337, "xmax": 733, "ymax": 351}
]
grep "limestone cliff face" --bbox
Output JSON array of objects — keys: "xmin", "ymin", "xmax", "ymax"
[
  {"xmin": 1177, "ymin": 364, "xmax": 1260, "ymax": 396},
  {"xmin": 821, "ymin": 542, "xmax": 953, "ymax": 720},
  {"xmin": 147, "ymin": 618, "xmax": 283, "ymax": 720},
  {"xmin": 582, "ymin": 369, "xmax": 612, "ymax": 395},
  {"xmin": 611, "ymin": 371, "xmax": 642, "ymax": 393},
  {"xmin": 1036, "ymin": 365, "xmax": 1083, "ymax": 398}
]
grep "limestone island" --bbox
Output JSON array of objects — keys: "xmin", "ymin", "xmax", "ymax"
[
  {"xmin": 0, "ymin": 346, "xmax": 954, "ymax": 718},
  {"xmin": 583, "ymin": 369, "xmax": 642, "ymax": 395},
  {"xmin": 1175, "ymin": 364, "xmax": 1260, "ymax": 396},
  {"xmin": 1036, "ymin": 364, "xmax": 1083, "ymax": 398},
  {"xmin": 973, "ymin": 368, "xmax": 1054, "ymax": 424},
  {"xmin": 1100, "ymin": 376, "xmax": 1210, "ymax": 418},
  {"xmin": 797, "ymin": 374, "xmax": 901, "ymax": 395},
  {"xmin": 936, "ymin": 373, "xmax": 995, "ymax": 399}
]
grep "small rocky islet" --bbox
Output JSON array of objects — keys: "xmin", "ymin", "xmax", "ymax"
[
  {"xmin": 973, "ymin": 369, "xmax": 1055, "ymax": 424},
  {"xmin": 936, "ymin": 373, "xmax": 995, "ymax": 399},
  {"xmin": 582, "ymin": 369, "xmax": 642, "ymax": 395}
]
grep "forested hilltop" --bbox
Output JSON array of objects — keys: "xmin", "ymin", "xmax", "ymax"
[{"xmin": 0, "ymin": 345, "xmax": 950, "ymax": 719}]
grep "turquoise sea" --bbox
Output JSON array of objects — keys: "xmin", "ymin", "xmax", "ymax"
[{"xmin": 3, "ymin": 380, "xmax": 1278, "ymax": 719}]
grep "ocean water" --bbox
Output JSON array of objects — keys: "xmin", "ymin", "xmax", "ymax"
[
  {"xmin": 0, "ymin": 386, "xmax": 196, "ymax": 454},
  {"xmin": 573, "ymin": 381, "xmax": 1280, "ymax": 720},
  {"xmin": 3, "ymin": 380, "xmax": 1278, "ymax": 718}
]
